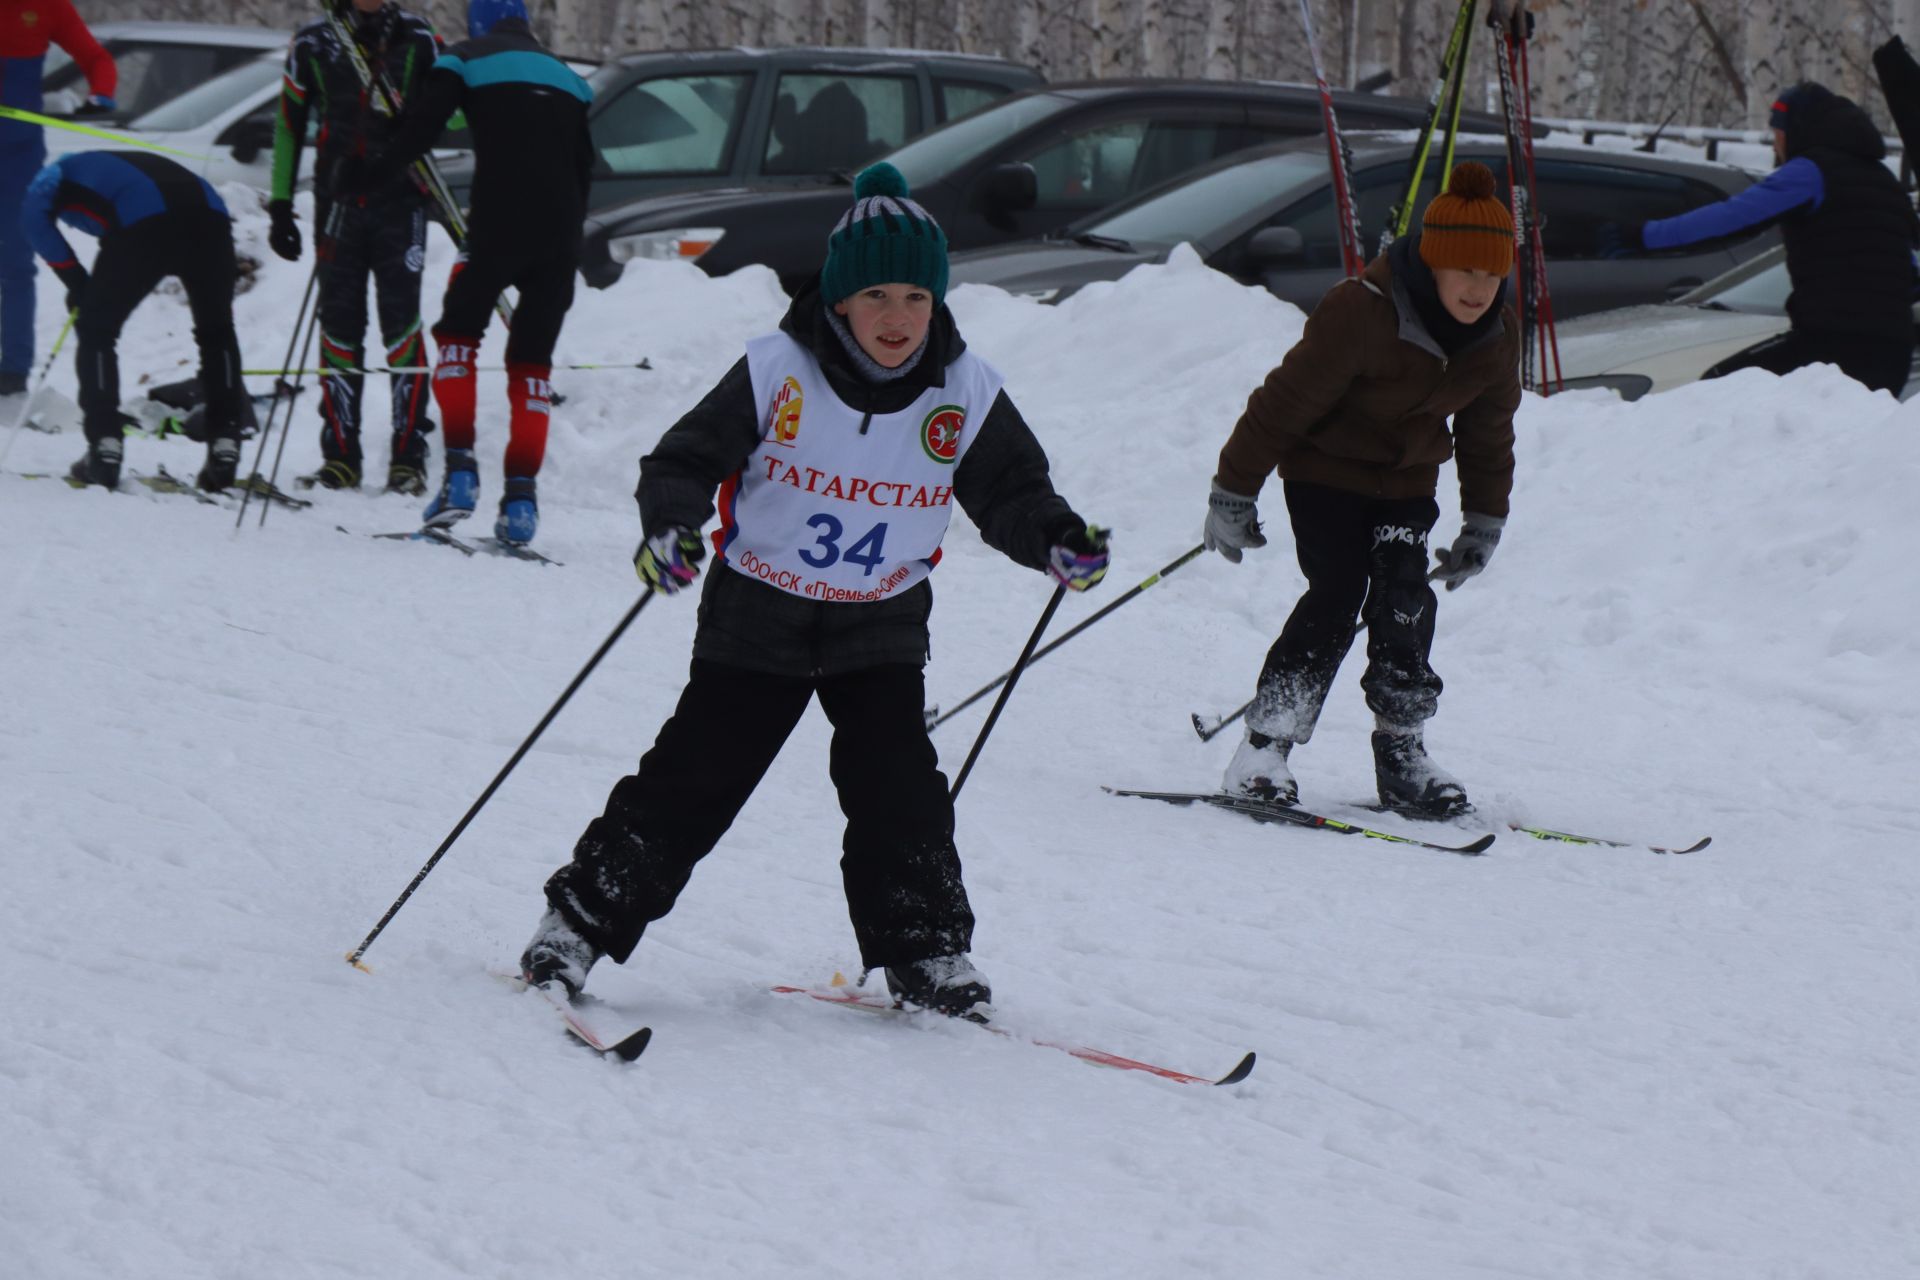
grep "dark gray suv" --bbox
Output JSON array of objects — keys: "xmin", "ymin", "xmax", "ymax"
[
  {"xmin": 434, "ymin": 46, "xmax": 1042, "ymax": 214},
  {"xmin": 947, "ymin": 134, "xmax": 1776, "ymax": 319}
]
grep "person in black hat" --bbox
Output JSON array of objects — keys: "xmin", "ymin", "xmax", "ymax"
[
  {"xmin": 514, "ymin": 162, "xmax": 1110, "ymax": 1020},
  {"xmin": 1601, "ymin": 82, "xmax": 1917, "ymax": 394}
]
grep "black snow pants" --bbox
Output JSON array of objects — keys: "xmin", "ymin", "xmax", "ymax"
[
  {"xmin": 1703, "ymin": 327, "xmax": 1913, "ymax": 396},
  {"xmin": 314, "ymin": 196, "xmax": 434, "ymax": 468},
  {"xmin": 434, "ymin": 231, "xmax": 576, "ymax": 364},
  {"xmin": 77, "ymin": 209, "xmax": 241, "ymax": 447},
  {"xmin": 1248, "ymin": 481, "xmax": 1445, "ymax": 743},
  {"xmin": 544, "ymin": 658, "xmax": 974, "ymax": 970}
]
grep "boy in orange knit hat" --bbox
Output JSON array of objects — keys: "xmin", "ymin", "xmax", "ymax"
[{"xmin": 1202, "ymin": 161, "xmax": 1521, "ymax": 818}]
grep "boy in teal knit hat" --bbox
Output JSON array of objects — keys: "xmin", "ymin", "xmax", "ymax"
[{"xmin": 520, "ymin": 163, "xmax": 1111, "ymax": 1021}]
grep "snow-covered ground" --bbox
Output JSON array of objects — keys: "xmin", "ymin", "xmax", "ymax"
[{"xmin": 4, "ymin": 192, "xmax": 1916, "ymax": 1280}]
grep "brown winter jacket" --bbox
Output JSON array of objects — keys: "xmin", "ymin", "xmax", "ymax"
[{"xmin": 1216, "ymin": 251, "xmax": 1521, "ymax": 518}]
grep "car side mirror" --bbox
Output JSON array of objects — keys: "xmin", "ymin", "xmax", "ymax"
[
  {"xmin": 222, "ymin": 117, "xmax": 276, "ymax": 166},
  {"xmin": 973, "ymin": 162, "xmax": 1037, "ymax": 214},
  {"xmin": 1244, "ymin": 226, "xmax": 1306, "ymax": 267}
]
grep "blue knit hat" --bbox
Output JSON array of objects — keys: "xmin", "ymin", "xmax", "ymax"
[
  {"xmin": 821, "ymin": 163, "xmax": 949, "ymax": 305},
  {"xmin": 468, "ymin": 0, "xmax": 527, "ymax": 37}
]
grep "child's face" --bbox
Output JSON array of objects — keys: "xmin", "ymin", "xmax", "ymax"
[
  {"xmin": 1433, "ymin": 266, "xmax": 1503, "ymax": 325},
  {"xmin": 833, "ymin": 284, "xmax": 934, "ymax": 368}
]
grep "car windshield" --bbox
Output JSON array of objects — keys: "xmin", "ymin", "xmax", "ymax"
[
  {"xmin": 883, "ymin": 92, "xmax": 1070, "ymax": 187},
  {"xmin": 1676, "ymin": 245, "xmax": 1792, "ymax": 313},
  {"xmin": 1079, "ymin": 149, "xmax": 1331, "ymax": 247},
  {"xmin": 130, "ymin": 55, "xmax": 278, "ymax": 132}
]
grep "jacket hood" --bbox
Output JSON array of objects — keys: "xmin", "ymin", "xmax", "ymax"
[{"xmin": 1780, "ymin": 83, "xmax": 1887, "ymax": 162}]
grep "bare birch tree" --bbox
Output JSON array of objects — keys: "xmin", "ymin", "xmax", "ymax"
[{"xmin": 79, "ymin": 0, "xmax": 1920, "ymax": 133}]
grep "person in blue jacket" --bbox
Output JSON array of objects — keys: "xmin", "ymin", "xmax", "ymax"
[
  {"xmin": 336, "ymin": 0, "xmax": 595, "ymax": 548},
  {"xmin": 1602, "ymin": 82, "xmax": 1917, "ymax": 394},
  {"xmin": 23, "ymin": 151, "xmax": 243, "ymax": 492},
  {"xmin": 0, "ymin": 0, "xmax": 116, "ymax": 395}
]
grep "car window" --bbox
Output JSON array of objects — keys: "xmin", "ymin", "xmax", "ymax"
[
  {"xmin": 108, "ymin": 45, "xmax": 226, "ymax": 118},
  {"xmin": 131, "ymin": 56, "xmax": 280, "ymax": 132},
  {"xmin": 886, "ymin": 92, "xmax": 1068, "ymax": 188},
  {"xmin": 1089, "ymin": 150, "xmax": 1331, "ymax": 246},
  {"xmin": 938, "ymin": 80, "xmax": 1012, "ymax": 123},
  {"xmin": 592, "ymin": 73, "xmax": 749, "ymax": 177},
  {"xmin": 1020, "ymin": 118, "xmax": 1250, "ymax": 212},
  {"xmin": 763, "ymin": 74, "xmax": 917, "ymax": 177},
  {"xmin": 1267, "ymin": 159, "xmax": 1448, "ymax": 267},
  {"xmin": 1530, "ymin": 160, "xmax": 1731, "ymax": 259},
  {"xmin": 1693, "ymin": 250, "xmax": 1793, "ymax": 312}
]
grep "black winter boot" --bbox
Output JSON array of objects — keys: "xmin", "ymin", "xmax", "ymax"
[
  {"xmin": 885, "ymin": 954, "xmax": 992, "ymax": 1019},
  {"xmin": 1372, "ymin": 730, "xmax": 1471, "ymax": 818},
  {"xmin": 519, "ymin": 907, "xmax": 603, "ymax": 999},
  {"xmin": 197, "ymin": 438, "xmax": 239, "ymax": 493},
  {"xmin": 68, "ymin": 437, "xmax": 123, "ymax": 488}
]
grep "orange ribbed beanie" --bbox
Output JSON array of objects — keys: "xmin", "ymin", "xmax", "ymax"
[{"xmin": 1418, "ymin": 162, "xmax": 1515, "ymax": 276}]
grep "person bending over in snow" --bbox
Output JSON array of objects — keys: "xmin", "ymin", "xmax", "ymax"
[
  {"xmin": 1203, "ymin": 160, "xmax": 1520, "ymax": 820},
  {"xmin": 336, "ymin": 0, "xmax": 594, "ymax": 547},
  {"xmin": 24, "ymin": 151, "xmax": 244, "ymax": 494},
  {"xmin": 520, "ymin": 162, "xmax": 1111, "ymax": 1018}
]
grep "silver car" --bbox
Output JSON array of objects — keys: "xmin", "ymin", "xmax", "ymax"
[{"xmin": 1551, "ymin": 245, "xmax": 1920, "ymax": 400}]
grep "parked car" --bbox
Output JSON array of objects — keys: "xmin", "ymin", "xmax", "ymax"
[
  {"xmin": 40, "ymin": 21, "xmax": 289, "ymax": 125},
  {"xmin": 578, "ymin": 78, "xmax": 1525, "ymax": 292},
  {"xmin": 434, "ymin": 46, "xmax": 1043, "ymax": 215},
  {"xmin": 1551, "ymin": 244, "xmax": 1920, "ymax": 399},
  {"xmin": 946, "ymin": 133, "xmax": 1776, "ymax": 320}
]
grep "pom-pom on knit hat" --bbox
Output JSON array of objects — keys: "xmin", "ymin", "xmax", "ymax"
[
  {"xmin": 1417, "ymin": 161, "xmax": 1515, "ymax": 277},
  {"xmin": 821, "ymin": 162, "xmax": 950, "ymax": 305}
]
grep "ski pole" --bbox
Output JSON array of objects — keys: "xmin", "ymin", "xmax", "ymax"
[
  {"xmin": 1192, "ymin": 698, "xmax": 1253, "ymax": 743},
  {"xmin": 929, "ymin": 544, "xmax": 1203, "ymax": 731},
  {"xmin": 947, "ymin": 585, "xmax": 1064, "ymax": 803},
  {"xmin": 0, "ymin": 308, "xmax": 74, "ymax": 472},
  {"xmin": 348, "ymin": 592, "xmax": 655, "ymax": 969},
  {"xmin": 237, "ymin": 253, "xmax": 322, "ymax": 529},
  {"xmin": 0, "ymin": 105, "xmax": 208, "ymax": 160},
  {"xmin": 1296, "ymin": 0, "xmax": 1364, "ymax": 278}
]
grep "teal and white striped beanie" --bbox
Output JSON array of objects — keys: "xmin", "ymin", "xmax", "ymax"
[{"xmin": 820, "ymin": 162, "xmax": 949, "ymax": 305}]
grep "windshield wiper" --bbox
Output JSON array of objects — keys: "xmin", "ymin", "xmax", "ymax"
[{"xmin": 1071, "ymin": 232, "xmax": 1134, "ymax": 252}]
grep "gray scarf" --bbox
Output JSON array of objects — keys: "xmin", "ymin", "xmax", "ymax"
[{"xmin": 826, "ymin": 306, "xmax": 929, "ymax": 384}]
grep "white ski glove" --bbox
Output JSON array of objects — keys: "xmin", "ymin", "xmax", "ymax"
[
  {"xmin": 1203, "ymin": 479, "xmax": 1266, "ymax": 564},
  {"xmin": 1430, "ymin": 513, "xmax": 1505, "ymax": 591}
]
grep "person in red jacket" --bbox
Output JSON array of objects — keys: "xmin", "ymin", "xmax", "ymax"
[{"xmin": 0, "ymin": 0, "xmax": 115, "ymax": 394}]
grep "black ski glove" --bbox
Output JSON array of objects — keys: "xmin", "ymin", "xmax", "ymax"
[
  {"xmin": 1046, "ymin": 522, "xmax": 1111, "ymax": 592},
  {"xmin": 1430, "ymin": 513, "xmax": 1505, "ymax": 591},
  {"xmin": 54, "ymin": 263, "xmax": 88, "ymax": 314},
  {"xmin": 1203, "ymin": 479, "xmax": 1266, "ymax": 563},
  {"xmin": 1597, "ymin": 221, "xmax": 1644, "ymax": 258},
  {"xmin": 267, "ymin": 200, "xmax": 302, "ymax": 262},
  {"xmin": 72, "ymin": 94, "xmax": 116, "ymax": 118}
]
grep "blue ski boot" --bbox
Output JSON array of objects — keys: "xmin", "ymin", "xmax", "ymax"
[
  {"xmin": 496, "ymin": 475, "xmax": 537, "ymax": 545},
  {"xmin": 423, "ymin": 448, "xmax": 478, "ymax": 527}
]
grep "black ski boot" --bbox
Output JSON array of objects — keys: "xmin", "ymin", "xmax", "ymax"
[
  {"xmin": 385, "ymin": 461, "xmax": 428, "ymax": 496},
  {"xmin": 885, "ymin": 954, "xmax": 992, "ymax": 1019},
  {"xmin": 297, "ymin": 458, "xmax": 361, "ymax": 491},
  {"xmin": 196, "ymin": 438, "xmax": 239, "ymax": 493},
  {"xmin": 68, "ymin": 436, "xmax": 123, "ymax": 488},
  {"xmin": 519, "ymin": 907, "xmax": 602, "ymax": 999},
  {"xmin": 1372, "ymin": 730, "xmax": 1471, "ymax": 818}
]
